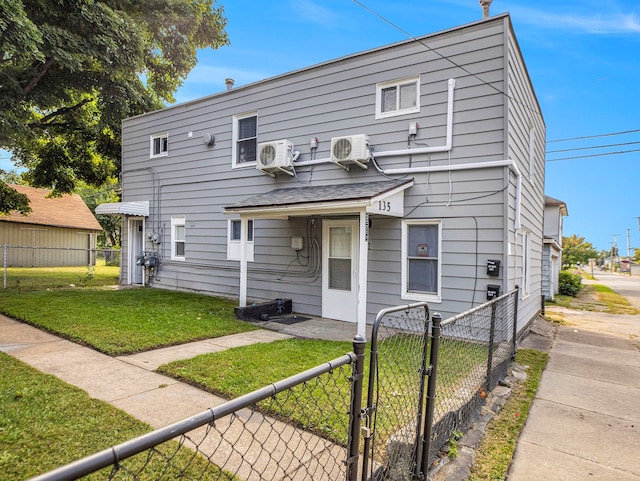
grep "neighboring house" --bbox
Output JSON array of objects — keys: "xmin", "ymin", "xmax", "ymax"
[
  {"xmin": 0, "ymin": 184, "xmax": 103, "ymax": 267},
  {"xmin": 101, "ymin": 13, "xmax": 546, "ymax": 336},
  {"xmin": 542, "ymin": 195, "xmax": 568, "ymax": 300}
]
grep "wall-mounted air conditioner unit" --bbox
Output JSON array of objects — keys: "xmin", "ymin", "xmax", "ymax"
[
  {"xmin": 256, "ymin": 139, "xmax": 295, "ymax": 177},
  {"xmin": 330, "ymin": 134, "xmax": 370, "ymax": 170}
]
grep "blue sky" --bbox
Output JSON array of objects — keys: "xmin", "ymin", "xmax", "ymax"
[{"xmin": 3, "ymin": 0, "xmax": 639, "ymax": 253}]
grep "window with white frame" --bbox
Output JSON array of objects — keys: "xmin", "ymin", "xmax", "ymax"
[
  {"xmin": 150, "ymin": 133, "xmax": 168, "ymax": 157},
  {"xmin": 171, "ymin": 217, "xmax": 185, "ymax": 260},
  {"xmin": 227, "ymin": 219, "xmax": 254, "ymax": 261},
  {"xmin": 401, "ymin": 220, "xmax": 441, "ymax": 301},
  {"xmin": 376, "ymin": 77, "xmax": 420, "ymax": 119},
  {"xmin": 232, "ymin": 112, "xmax": 257, "ymax": 167}
]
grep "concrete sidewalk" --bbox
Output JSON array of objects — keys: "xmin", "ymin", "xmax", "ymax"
[
  {"xmin": 0, "ymin": 314, "xmax": 295, "ymax": 426},
  {"xmin": 0, "ymin": 314, "xmax": 360, "ymax": 479},
  {"xmin": 508, "ymin": 307, "xmax": 640, "ymax": 480}
]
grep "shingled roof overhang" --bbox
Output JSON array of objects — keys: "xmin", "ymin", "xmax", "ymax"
[{"xmin": 223, "ymin": 179, "xmax": 414, "ymax": 218}]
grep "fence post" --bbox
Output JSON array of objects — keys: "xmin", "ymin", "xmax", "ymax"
[
  {"xmin": 512, "ymin": 285, "xmax": 520, "ymax": 359},
  {"xmin": 485, "ymin": 301, "xmax": 497, "ymax": 391},
  {"xmin": 347, "ymin": 335, "xmax": 366, "ymax": 481},
  {"xmin": 419, "ymin": 312, "xmax": 442, "ymax": 477},
  {"xmin": 412, "ymin": 305, "xmax": 431, "ymax": 474}
]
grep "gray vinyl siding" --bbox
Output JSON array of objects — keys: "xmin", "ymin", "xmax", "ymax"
[
  {"xmin": 505, "ymin": 20, "xmax": 546, "ymax": 331},
  {"xmin": 118, "ymin": 14, "xmax": 544, "ymax": 326}
]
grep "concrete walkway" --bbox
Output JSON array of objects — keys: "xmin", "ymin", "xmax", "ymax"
[
  {"xmin": 0, "ymin": 315, "xmax": 294, "ymax": 425},
  {"xmin": 0, "ymin": 314, "xmax": 361, "ymax": 480},
  {"xmin": 508, "ymin": 274, "xmax": 640, "ymax": 480}
]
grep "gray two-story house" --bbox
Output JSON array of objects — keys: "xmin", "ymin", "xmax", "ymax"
[
  {"xmin": 99, "ymin": 13, "xmax": 546, "ymax": 337},
  {"xmin": 542, "ymin": 196, "xmax": 568, "ymax": 300}
]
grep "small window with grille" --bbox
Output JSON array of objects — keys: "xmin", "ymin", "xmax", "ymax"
[{"xmin": 375, "ymin": 77, "xmax": 420, "ymax": 119}]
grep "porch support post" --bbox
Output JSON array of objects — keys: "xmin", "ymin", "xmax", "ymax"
[
  {"xmin": 239, "ymin": 216, "xmax": 248, "ymax": 307},
  {"xmin": 357, "ymin": 210, "xmax": 369, "ymax": 337}
]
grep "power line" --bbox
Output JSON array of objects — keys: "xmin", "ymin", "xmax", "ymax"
[
  {"xmin": 350, "ymin": 0, "xmax": 542, "ymax": 119},
  {"xmin": 547, "ymin": 129, "xmax": 640, "ymax": 144},
  {"xmin": 546, "ymin": 141, "xmax": 640, "ymax": 154},
  {"xmin": 546, "ymin": 148, "xmax": 640, "ymax": 162}
]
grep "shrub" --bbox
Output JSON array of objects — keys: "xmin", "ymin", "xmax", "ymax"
[{"xmin": 559, "ymin": 270, "xmax": 582, "ymax": 296}]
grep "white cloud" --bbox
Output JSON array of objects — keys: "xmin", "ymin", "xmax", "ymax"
[
  {"xmin": 512, "ymin": 7, "xmax": 640, "ymax": 34},
  {"xmin": 288, "ymin": 0, "xmax": 340, "ymax": 26}
]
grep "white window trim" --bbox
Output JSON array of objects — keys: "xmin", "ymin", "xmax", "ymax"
[
  {"xmin": 171, "ymin": 216, "xmax": 185, "ymax": 261},
  {"xmin": 375, "ymin": 76, "xmax": 421, "ymax": 120},
  {"xmin": 232, "ymin": 111, "xmax": 257, "ymax": 169},
  {"xmin": 227, "ymin": 219, "xmax": 254, "ymax": 261},
  {"xmin": 150, "ymin": 132, "xmax": 169, "ymax": 158},
  {"xmin": 401, "ymin": 219, "xmax": 442, "ymax": 303}
]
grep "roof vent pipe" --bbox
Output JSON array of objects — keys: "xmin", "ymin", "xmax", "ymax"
[
  {"xmin": 480, "ymin": 0, "xmax": 492, "ymax": 18},
  {"xmin": 225, "ymin": 78, "xmax": 235, "ymax": 91}
]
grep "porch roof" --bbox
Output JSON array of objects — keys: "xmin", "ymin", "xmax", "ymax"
[
  {"xmin": 95, "ymin": 201, "xmax": 149, "ymax": 217},
  {"xmin": 223, "ymin": 179, "xmax": 413, "ymax": 217}
]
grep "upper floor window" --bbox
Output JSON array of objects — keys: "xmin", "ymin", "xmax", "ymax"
[
  {"xmin": 376, "ymin": 77, "xmax": 420, "ymax": 119},
  {"xmin": 150, "ymin": 133, "xmax": 168, "ymax": 158},
  {"xmin": 171, "ymin": 216, "xmax": 185, "ymax": 261},
  {"xmin": 401, "ymin": 219, "xmax": 441, "ymax": 302},
  {"xmin": 232, "ymin": 112, "xmax": 257, "ymax": 168}
]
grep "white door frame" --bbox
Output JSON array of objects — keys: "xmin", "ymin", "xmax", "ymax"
[
  {"xmin": 128, "ymin": 217, "xmax": 145, "ymax": 285},
  {"xmin": 322, "ymin": 218, "xmax": 359, "ymax": 324}
]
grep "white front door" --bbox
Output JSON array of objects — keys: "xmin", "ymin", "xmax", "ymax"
[
  {"xmin": 322, "ymin": 219, "xmax": 359, "ymax": 322},
  {"xmin": 129, "ymin": 218, "xmax": 144, "ymax": 285}
]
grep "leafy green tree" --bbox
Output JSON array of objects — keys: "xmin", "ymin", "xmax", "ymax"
[
  {"xmin": 76, "ymin": 181, "xmax": 121, "ymax": 248},
  {"xmin": 0, "ymin": 0, "xmax": 228, "ymax": 214},
  {"xmin": 562, "ymin": 235, "xmax": 599, "ymax": 267},
  {"xmin": 0, "ymin": 180, "xmax": 30, "ymax": 214}
]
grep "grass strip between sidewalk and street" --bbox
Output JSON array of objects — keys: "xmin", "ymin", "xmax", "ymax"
[
  {"xmin": 0, "ymin": 352, "xmax": 235, "ymax": 481},
  {"xmin": 467, "ymin": 348, "xmax": 549, "ymax": 481},
  {"xmin": 0, "ymin": 288, "xmax": 258, "ymax": 355}
]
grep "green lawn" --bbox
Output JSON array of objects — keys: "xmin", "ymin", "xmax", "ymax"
[
  {"xmin": 158, "ymin": 334, "xmax": 493, "ymax": 447},
  {"xmin": 2, "ymin": 261, "xmax": 120, "ymax": 290},
  {"xmin": 0, "ymin": 288, "xmax": 258, "ymax": 355},
  {"xmin": 0, "ymin": 352, "xmax": 234, "ymax": 481},
  {"xmin": 468, "ymin": 349, "xmax": 549, "ymax": 481}
]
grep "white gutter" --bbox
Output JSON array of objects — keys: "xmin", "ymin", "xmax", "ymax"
[{"xmin": 381, "ymin": 159, "xmax": 522, "ymax": 229}]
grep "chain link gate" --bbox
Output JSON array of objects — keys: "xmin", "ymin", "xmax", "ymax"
[
  {"xmin": 360, "ymin": 302, "xmax": 431, "ymax": 481},
  {"xmin": 26, "ymin": 292, "xmax": 519, "ymax": 481}
]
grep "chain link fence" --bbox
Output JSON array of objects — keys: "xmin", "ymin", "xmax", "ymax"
[
  {"xmin": 427, "ymin": 288, "xmax": 519, "ymax": 465},
  {"xmin": 361, "ymin": 303, "xmax": 430, "ymax": 481},
  {"xmin": 30, "ymin": 347, "xmax": 365, "ymax": 481},
  {"xmin": 1, "ymin": 245, "xmax": 120, "ymax": 290},
  {"xmin": 28, "ymin": 291, "xmax": 520, "ymax": 481}
]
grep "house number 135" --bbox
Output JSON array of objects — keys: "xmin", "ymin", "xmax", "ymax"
[{"xmin": 378, "ymin": 200, "xmax": 391, "ymax": 212}]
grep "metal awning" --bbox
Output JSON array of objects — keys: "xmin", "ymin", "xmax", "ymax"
[
  {"xmin": 224, "ymin": 179, "xmax": 413, "ymax": 218},
  {"xmin": 95, "ymin": 201, "xmax": 149, "ymax": 216}
]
